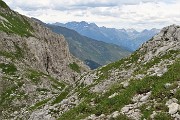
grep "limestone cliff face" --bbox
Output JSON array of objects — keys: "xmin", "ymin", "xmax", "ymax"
[
  {"xmin": 0, "ymin": 6, "xmax": 88, "ymax": 84},
  {"xmin": 0, "ymin": 1, "xmax": 88, "ymax": 119}
]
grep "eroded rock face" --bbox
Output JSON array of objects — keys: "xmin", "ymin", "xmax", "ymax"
[
  {"xmin": 140, "ymin": 24, "xmax": 180, "ymax": 63},
  {"xmin": 0, "ymin": 23, "xmax": 87, "ymax": 84},
  {"xmin": 0, "ymin": 4, "xmax": 88, "ymax": 119}
]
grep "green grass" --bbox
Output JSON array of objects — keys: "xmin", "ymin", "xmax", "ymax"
[
  {"xmin": 29, "ymin": 98, "xmax": 51, "ymax": 110},
  {"xmin": 51, "ymin": 87, "xmax": 70, "ymax": 105},
  {"xmin": 0, "ymin": 0, "xmax": 9, "ymax": 8},
  {"xmin": 59, "ymin": 58, "xmax": 180, "ymax": 119},
  {"xmin": 26, "ymin": 70, "xmax": 44, "ymax": 83},
  {"xmin": 48, "ymin": 76, "xmax": 66, "ymax": 90},
  {"xmin": 69, "ymin": 62, "xmax": 81, "ymax": 73},
  {"xmin": 0, "ymin": 81, "xmax": 25, "ymax": 109},
  {"xmin": 0, "ymin": 63, "xmax": 17, "ymax": 75},
  {"xmin": 134, "ymin": 50, "xmax": 179, "ymax": 75},
  {"xmin": 0, "ymin": 43, "xmax": 24, "ymax": 60},
  {"xmin": 0, "ymin": 11, "xmax": 33, "ymax": 37},
  {"xmin": 174, "ymin": 89, "xmax": 180, "ymax": 104},
  {"xmin": 154, "ymin": 112, "xmax": 173, "ymax": 120}
]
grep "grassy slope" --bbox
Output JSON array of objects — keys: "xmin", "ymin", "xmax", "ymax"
[
  {"xmin": 58, "ymin": 49, "xmax": 180, "ymax": 120},
  {"xmin": 0, "ymin": 1, "xmax": 33, "ymax": 36}
]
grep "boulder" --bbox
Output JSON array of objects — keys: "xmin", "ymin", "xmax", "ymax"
[
  {"xmin": 168, "ymin": 103, "xmax": 179, "ymax": 114},
  {"xmin": 121, "ymin": 106, "xmax": 130, "ymax": 113}
]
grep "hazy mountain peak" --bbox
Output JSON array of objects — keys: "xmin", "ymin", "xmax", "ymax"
[
  {"xmin": 126, "ymin": 28, "xmax": 137, "ymax": 33},
  {"xmin": 51, "ymin": 21, "xmax": 160, "ymax": 51}
]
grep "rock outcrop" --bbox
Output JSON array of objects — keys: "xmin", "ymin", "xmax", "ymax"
[{"xmin": 0, "ymin": 1, "xmax": 88, "ymax": 119}]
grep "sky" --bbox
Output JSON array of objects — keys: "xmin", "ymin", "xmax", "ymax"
[{"xmin": 5, "ymin": 0, "xmax": 180, "ymax": 31}]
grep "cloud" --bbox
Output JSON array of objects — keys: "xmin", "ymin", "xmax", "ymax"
[{"xmin": 5, "ymin": 0, "xmax": 180, "ymax": 31}]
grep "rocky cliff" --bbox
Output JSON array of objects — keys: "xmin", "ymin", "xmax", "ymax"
[{"xmin": 0, "ymin": 1, "xmax": 88, "ymax": 119}]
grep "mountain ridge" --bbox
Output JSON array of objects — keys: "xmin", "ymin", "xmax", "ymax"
[
  {"xmin": 52, "ymin": 21, "xmax": 160, "ymax": 51},
  {"xmin": 45, "ymin": 23, "xmax": 131, "ymax": 69}
]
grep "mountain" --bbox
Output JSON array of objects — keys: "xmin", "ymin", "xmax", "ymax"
[
  {"xmin": 0, "ymin": 1, "xmax": 88, "ymax": 119},
  {"xmin": 52, "ymin": 21, "xmax": 160, "ymax": 51},
  {"xmin": 58, "ymin": 24, "xmax": 180, "ymax": 120},
  {"xmin": 1, "ymin": 1, "xmax": 180, "ymax": 120},
  {"xmin": 45, "ymin": 24, "xmax": 131, "ymax": 69}
]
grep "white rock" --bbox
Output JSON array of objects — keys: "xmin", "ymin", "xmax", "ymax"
[
  {"xmin": 168, "ymin": 103, "xmax": 179, "ymax": 114},
  {"xmin": 166, "ymin": 98, "xmax": 178, "ymax": 106},
  {"xmin": 14, "ymin": 111, "xmax": 18, "ymax": 115},
  {"xmin": 88, "ymin": 114, "xmax": 96, "ymax": 119},
  {"xmin": 112, "ymin": 111, "xmax": 120, "ymax": 118},
  {"xmin": 121, "ymin": 81, "xmax": 129, "ymax": 88},
  {"xmin": 174, "ymin": 113, "xmax": 180, "ymax": 120},
  {"xmin": 140, "ymin": 92, "xmax": 151, "ymax": 102},
  {"xmin": 108, "ymin": 93, "xmax": 118, "ymax": 99},
  {"xmin": 99, "ymin": 114, "xmax": 105, "ymax": 118},
  {"xmin": 150, "ymin": 111, "xmax": 157, "ymax": 119},
  {"xmin": 164, "ymin": 83, "xmax": 171, "ymax": 88},
  {"xmin": 121, "ymin": 106, "xmax": 130, "ymax": 113}
]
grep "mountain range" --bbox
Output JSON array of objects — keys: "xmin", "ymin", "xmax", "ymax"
[
  {"xmin": 0, "ymin": 1, "xmax": 180, "ymax": 120},
  {"xmin": 45, "ymin": 23, "xmax": 131, "ymax": 69},
  {"xmin": 52, "ymin": 21, "xmax": 160, "ymax": 51}
]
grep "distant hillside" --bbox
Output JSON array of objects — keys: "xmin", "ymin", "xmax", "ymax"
[
  {"xmin": 46, "ymin": 24, "xmax": 131, "ymax": 69},
  {"xmin": 52, "ymin": 21, "xmax": 160, "ymax": 51}
]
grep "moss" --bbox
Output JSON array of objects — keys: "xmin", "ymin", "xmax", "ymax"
[{"xmin": 69, "ymin": 62, "xmax": 81, "ymax": 73}]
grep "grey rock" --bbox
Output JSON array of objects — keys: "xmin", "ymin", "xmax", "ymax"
[
  {"xmin": 112, "ymin": 111, "xmax": 120, "ymax": 118},
  {"xmin": 168, "ymin": 103, "xmax": 179, "ymax": 114},
  {"xmin": 140, "ymin": 92, "xmax": 151, "ymax": 102},
  {"xmin": 164, "ymin": 83, "xmax": 171, "ymax": 88}
]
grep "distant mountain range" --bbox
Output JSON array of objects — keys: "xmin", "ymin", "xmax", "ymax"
[
  {"xmin": 45, "ymin": 24, "xmax": 131, "ymax": 69},
  {"xmin": 52, "ymin": 21, "xmax": 160, "ymax": 51}
]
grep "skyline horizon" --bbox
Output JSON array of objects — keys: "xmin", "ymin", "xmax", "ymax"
[
  {"xmin": 5, "ymin": 0, "xmax": 180, "ymax": 31},
  {"xmin": 50, "ymin": 20, "xmax": 162, "ymax": 32}
]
